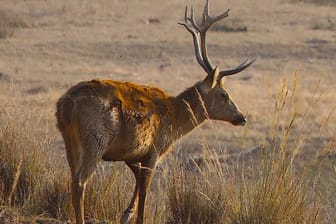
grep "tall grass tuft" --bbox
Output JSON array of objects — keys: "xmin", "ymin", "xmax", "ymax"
[
  {"xmin": 0, "ymin": 126, "xmax": 41, "ymax": 208},
  {"xmin": 167, "ymin": 168, "xmax": 224, "ymax": 224}
]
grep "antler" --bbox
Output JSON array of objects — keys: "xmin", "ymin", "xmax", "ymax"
[{"xmin": 179, "ymin": 0, "xmax": 255, "ymax": 79}]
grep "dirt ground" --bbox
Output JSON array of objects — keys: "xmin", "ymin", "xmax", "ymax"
[{"xmin": 0, "ymin": 0, "xmax": 335, "ymax": 170}]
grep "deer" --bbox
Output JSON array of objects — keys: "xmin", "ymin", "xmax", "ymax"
[{"xmin": 55, "ymin": 0, "xmax": 255, "ymax": 223}]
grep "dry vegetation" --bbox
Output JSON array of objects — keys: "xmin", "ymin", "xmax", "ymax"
[
  {"xmin": 0, "ymin": 0, "xmax": 335, "ymax": 223},
  {"xmin": 0, "ymin": 8, "xmax": 30, "ymax": 39},
  {"xmin": 290, "ymin": 0, "xmax": 336, "ymax": 6}
]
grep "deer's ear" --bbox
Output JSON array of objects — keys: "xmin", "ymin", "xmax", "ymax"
[
  {"xmin": 211, "ymin": 67, "xmax": 220, "ymax": 89},
  {"xmin": 220, "ymin": 76, "xmax": 225, "ymax": 88},
  {"xmin": 203, "ymin": 67, "xmax": 220, "ymax": 89}
]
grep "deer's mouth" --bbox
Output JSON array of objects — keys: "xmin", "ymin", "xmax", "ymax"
[{"xmin": 231, "ymin": 116, "xmax": 247, "ymax": 126}]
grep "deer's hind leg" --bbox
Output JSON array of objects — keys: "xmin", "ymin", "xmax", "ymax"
[{"xmin": 64, "ymin": 128, "xmax": 107, "ymax": 224}]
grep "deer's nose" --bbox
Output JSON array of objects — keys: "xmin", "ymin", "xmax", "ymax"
[
  {"xmin": 240, "ymin": 117, "xmax": 247, "ymax": 126},
  {"xmin": 232, "ymin": 114, "xmax": 246, "ymax": 126}
]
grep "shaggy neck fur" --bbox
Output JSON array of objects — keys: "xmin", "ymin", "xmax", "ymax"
[{"xmin": 170, "ymin": 82, "xmax": 208, "ymax": 139}]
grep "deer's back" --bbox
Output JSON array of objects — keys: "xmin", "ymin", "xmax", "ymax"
[{"xmin": 56, "ymin": 80, "xmax": 174, "ymax": 161}]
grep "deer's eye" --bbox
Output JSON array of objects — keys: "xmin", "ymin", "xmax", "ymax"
[{"xmin": 221, "ymin": 92, "xmax": 228, "ymax": 99}]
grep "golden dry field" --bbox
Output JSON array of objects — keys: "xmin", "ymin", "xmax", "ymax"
[{"xmin": 0, "ymin": 0, "xmax": 335, "ymax": 223}]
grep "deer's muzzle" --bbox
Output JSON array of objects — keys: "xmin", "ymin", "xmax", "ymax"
[{"xmin": 232, "ymin": 114, "xmax": 246, "ymax": 126}]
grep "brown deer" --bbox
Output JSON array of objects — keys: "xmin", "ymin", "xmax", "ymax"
[{"xmin": 55, "ymin": 0, "xmax": 255, "ymax": 223}]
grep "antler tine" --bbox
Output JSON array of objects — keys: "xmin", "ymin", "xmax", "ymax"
[
  {"xmin": 178, "ymin": 6, "xmax": 195, "ymax": 37},
  {"xmin": 183, "ymin": 5, "xmax": 188, "ymax": 23},
  {"xmin": 178, "ymin": 5, "xmax": 210, "ymax": 74},
  {"xmin": 202, "ymin": 0, "xmax": 210, "ymax": 25},
  {"xmin": 214, "ymin": 9, "xmax": 230, "ymax": 21},
  {"xmin": 198, "ymin": 0, "xmax": 230, "ymax": 74},
  {"xmin": 190, "ymin": 5, "xmax": 200, "ymax": 31},
  {"xmin": 184, "ymin": 5, "xmax": 188, "ymax": 21},
  {"xmin": 218, "ymin": 58, "xmax": 256, "ymax": 78},
  {"xmin": 180, "ymin": 0, "xmax": 254, "ymax": 77},
  {"xmin": 201, "ymin": 0, "xmax": 230, "ymax": 32}
]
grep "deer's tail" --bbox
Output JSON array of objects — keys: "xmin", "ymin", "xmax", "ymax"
[{"xmin": 55, "ymin": 96, "xmax": 74, "ymax": 131}]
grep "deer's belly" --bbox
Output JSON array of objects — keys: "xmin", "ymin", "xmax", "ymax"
[
  {"xmin": 102, "ymin": 146, "xmax": 149, "ymax": 161},
  {"xmin": 102, "ymin": 117, "xmax": 160, "ymax": 161}
]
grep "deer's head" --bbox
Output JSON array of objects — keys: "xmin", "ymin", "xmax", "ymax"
[
  {"xmin": 197, "ymin": 67, "xmax": 246, "ymax": 126},
  {"xmin": 179, "ymin": 0, "xmax": 255, "ymax": 126}
]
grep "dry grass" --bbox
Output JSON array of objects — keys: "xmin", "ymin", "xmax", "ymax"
[
  {"xmin": 0, "ymin": 122, "xmax": 134, "ymax": 223},
  {"xmin": 1, "ymin": 75, "xmax": 333, "ymax": 223},
  {"xmin": 0, "ymin": 0, "xmax": 335, "ymax": 223},
  {"xmin": 290, "ymin": 0, "xmax": 336, "ymax": 6},
  {"xmin": 0, "ymin": 8, "xmax": 29, "ymax": 39}
]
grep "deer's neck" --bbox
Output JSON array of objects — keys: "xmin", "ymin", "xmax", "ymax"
[{"xmin": 170, "ymin": 83, "xmax": 207, "ymax": 139}]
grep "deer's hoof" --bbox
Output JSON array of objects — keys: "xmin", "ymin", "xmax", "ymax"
[{"xmin": 120, "ymin": 209, "xmax": 135, "ymax": 224}]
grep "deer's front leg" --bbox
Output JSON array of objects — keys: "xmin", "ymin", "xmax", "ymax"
[{"xmin": 136, "ymin": 155, "xmax": 158, "ymax": 224}]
